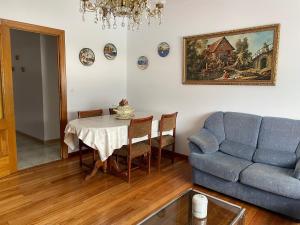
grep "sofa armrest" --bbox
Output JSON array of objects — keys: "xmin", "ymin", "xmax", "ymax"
[
  {"xmin": 294, "ymin": 159, "xmax": 300, "ymax": 180},
  {"xmin": 188, "ymin": 128, "xmax": 219, "ymax": 154}
]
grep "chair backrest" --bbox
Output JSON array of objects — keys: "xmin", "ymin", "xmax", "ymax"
[
  {"xmin": 128, "ymin": 116, "xmax": 153, "ymax": 142},
  {"xmin": 78, "ymin": 109, "xmax": 103, "ymax": 118},
  {"xmin": 160, "ymin": 112, "xmax": 178, "ymax": 133},
  {"xmin": 109, "ymin": 108, "xmax": 117, "ymax": 115}
]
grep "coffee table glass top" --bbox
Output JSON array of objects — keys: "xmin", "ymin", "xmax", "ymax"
[{"xmin": 138, "ymin": 189, "xmax": 245, "ymax": 225}]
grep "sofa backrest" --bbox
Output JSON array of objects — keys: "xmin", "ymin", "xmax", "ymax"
[
  {"xmin": 204, "ymin": 112, "xmax": 300, "ymax": 167},
  {"xmin": 223, "ymin": 112, "xmax": 262, "ymax": 147},
  {"xmin": 253, "ymin": 117, "xmax": 300, "ymax": 168},
  {"xmin": 204, "ymin": 112, "xmax": 262, "ymax": 161},
  {"xmin": 204, "ymin": 111, "xmax": 225, "ymax": 144}
]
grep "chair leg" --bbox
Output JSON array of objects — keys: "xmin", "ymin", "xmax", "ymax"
[
  {"xmin": 127, "ymin": 157, "xmax": 131, "ymax": 183},
  {"xmin": 79, "ymin": 144, "xmax": 83, "ymax": 167},
  {"xmin": 93, "ymin": 150, "xmax": 96, "ymax": 163},
  {"xmin": 157, "ymin": 148, "xmax": 162, "ymax": 171},
  {"xmin": 109, "ymin": 156, "xmax": 112, "ymax": 172},
  {"xmin": 172, "ymin": 143, "xmax": 175, "ymax": 164},
  {"xmin": 147, "ymin": 152, "xmax": 151, "ymax": 175}
]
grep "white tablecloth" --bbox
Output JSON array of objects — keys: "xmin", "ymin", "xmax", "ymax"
[{"xmin": 64, "ymin": 112, "xmax": 170, "ymax": 161}]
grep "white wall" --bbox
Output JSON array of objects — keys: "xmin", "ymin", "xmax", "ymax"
[
  {"xmin": 127, "ymin": 0, "xmax": 300, "ymax": 155},
  {"xmin": 0, "ymin": 0, "xmax": 127, "ymax": 121},
  {"xmin": 40, "ymin": 35, "xmax": 60, "ymax": 141},
  {"xmin": 3, "ymin": 0, "xmax": 300, "ymax": 155},
  {"xmin": 11, "ymin": 30, "xmax": 45, "ymax": 140}
]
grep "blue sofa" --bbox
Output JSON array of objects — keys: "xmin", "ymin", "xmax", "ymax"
[{"xmin": 188, "ymin": 112, "xmax": 300, "ymax": 220}]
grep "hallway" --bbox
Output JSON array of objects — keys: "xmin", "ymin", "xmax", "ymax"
[{"xmin": 17, "ymin": 132, "xmax": 60, "ymax": 170}]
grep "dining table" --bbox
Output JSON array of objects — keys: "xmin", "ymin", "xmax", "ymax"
[{"xmin": 64, "ymin": 112, "xmax": 172, "ymax": 180}]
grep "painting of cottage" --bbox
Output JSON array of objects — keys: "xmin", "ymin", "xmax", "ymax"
[{"xmin": 183, "ymin": 24, "xmax": 280, "ymax": 85}]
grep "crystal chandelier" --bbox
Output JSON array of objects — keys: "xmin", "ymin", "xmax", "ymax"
[{"xmin": 79, "ymin": 0, "xmax": 166, "ymax": 30}]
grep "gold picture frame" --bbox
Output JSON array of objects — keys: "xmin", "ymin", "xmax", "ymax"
[{"xmin": 183, "ymin": 24, "xmax": 280, "ymax": 85}]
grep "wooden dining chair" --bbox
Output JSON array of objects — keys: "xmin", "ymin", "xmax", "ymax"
[
  {"xmin": 109, "ymin": 108, "xmax": 117, "ymax": 115},
  {"xmin": 77, "ymin": 109, "xmax": 103, "ymax": 167},
  {"xmin": 152, "ymin": 112, "xmax": 178, "ymax": 171},
  {"xmin": 78, "ymin": 109, "xmax": 103, "ymax": 119},
  {"xmin": 113, "ymin": 116, "xmax": 153, "ymax": 183}
]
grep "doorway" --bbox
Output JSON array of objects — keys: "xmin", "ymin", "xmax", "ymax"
[
  {"xmin": 11, "ymin": 30, "xmax": 61, "ymax": 169},
  {"xmin": 0, "ymin": 19, "xmax": 68, "ymax": 176}
]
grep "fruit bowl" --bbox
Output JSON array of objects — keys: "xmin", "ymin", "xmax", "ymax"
[{"xmin": 114, "ymin": 105, "xmax": 135, "ymax": 120}]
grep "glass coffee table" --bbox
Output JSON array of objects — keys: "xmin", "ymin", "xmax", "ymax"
[{"xmin": 138, "ymin": 189, "xmax": 245, "ymax": 225}]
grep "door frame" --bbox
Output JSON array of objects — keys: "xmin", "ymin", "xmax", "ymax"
[{"xmin": 0, "ymin": 19, "xmax": 68, "ymax": 162}]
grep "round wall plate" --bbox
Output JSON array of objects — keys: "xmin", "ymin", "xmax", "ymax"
[
  {"xmin": 79, "ymin": 48, "xmax": 95, "ymax": 66},
  {"xmin": 137, "ymin": 56, "xmax": 149, "ymax": 70},
  {"xmin": 158, "ymin": 42, "xmax": 170, "ymax": 57},
  {"xmin": 104, "ymin": 43, "xmax": 117, "ymax": 60}
]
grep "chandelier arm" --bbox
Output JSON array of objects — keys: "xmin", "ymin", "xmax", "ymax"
[{"xmin": 79, "ymin": 0, "xmax": 165, "ymax": 29}]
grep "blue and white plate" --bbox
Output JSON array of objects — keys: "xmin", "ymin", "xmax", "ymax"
[
  {"xmin": 137, "ymin": 56, "xmax": 149, "ymax": 70},
  {"xmin": 158, "ymin": 42, "xmax": 170, "ymax": 57}
]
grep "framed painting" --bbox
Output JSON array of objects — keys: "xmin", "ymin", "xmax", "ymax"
[{"xmin": 183, "ymin": 24, "xmax": 280, "ymax": 85}]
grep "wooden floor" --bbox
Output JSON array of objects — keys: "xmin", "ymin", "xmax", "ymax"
[{"xmin": 0, "ymin": 155, "xmax": 298, "ymax": 225}]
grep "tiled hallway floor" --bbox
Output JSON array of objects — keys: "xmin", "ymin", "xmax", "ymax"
[{"xmin": 16, "ymin": 132, "xmax": 61, "ymax": 170}]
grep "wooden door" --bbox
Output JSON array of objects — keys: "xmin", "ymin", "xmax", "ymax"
[{"xmin": 0, "ymin": 24, "xmax": 17, "ymax": 178}]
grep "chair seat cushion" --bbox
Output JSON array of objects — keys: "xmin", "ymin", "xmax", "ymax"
[
  {"xmin": 189, "ymin": 151, "xmax": 252, "ymax": 182},
  {"xmin": 220, "ymin": 140, "xmax": 256, "ymax": 161},
  {"xmin": 152, "ymin": 135, "xmax": 175, "ymax": 148},
  {"xmin": 114, "ymin": 142, "xmax": 151, "ymax": 159},
  {"xmin": 240, "ymin": 163, "xmax": 300, "ymax": 199}
]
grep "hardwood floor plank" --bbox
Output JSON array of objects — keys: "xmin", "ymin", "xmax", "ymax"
[{"xmin": 0, "ymin": 155, "xmax": 298, "ymax": 225}]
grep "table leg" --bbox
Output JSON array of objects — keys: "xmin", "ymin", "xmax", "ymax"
[
  {"xmin": 85, "ymin": 160, "xmax": 104, "ymax": 181},
  {"xmin": 110, "ymin": 158, "xmax": 122, "ymax": 173},
  {"xmin": 103, "ymin": 160, "xmax": 108, "ymax": 173},
  {"xmin": 85, "ymin": 154, "xmax": 124, "ymax": 180},
  {"xmin": 109, "ymin": 157, "xmax": 128, "ymax": 178}
]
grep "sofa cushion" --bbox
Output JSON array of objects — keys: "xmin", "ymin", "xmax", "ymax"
[
  {"xmin": 189, "ymin": 151, "xmax": 252, "ymax": 182},
  {"xmin": 258, "ymin": 117, "xmax": 300, "ymax": 152},
  {"xmin": 294, "ymin": 160, "xmax": 300, "ymax": 180},
  {"xmin": 240, "ymin": 163, "xmax": 300, "ymax": 199},
  {"xmin": 253, "ymin": 148, "xmax": 297, "ymax": 169},
  {"xmin": 220, "ymin": 140, "xmax": 256, "ymax": 161},
  {"xmin": 188, "ymin": 129, "xmax": 219, "ymax": 154},
  {"xmin": 204, "ymin": 112, "xmax": 225, "ymax": 144},
  {"xmin": 256, "ymin": 117, "xmax": 300, "ymax": 168},
  {"xmin": 223, "ymin": 112, "xmax": 262, "ymax": 147},
  {"xmin": 189, "ymin": 142, "xmax": 203, "ymax": 154},
  {"xmin": 297, "ymin": 143, "xmax": 300, "ymax": 159}
]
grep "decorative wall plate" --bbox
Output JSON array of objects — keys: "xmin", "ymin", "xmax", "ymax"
[
  {"xmin": 158, "ymin": 42, "xmax": 170, "ymax": 57},
  {"xmin": 137, "ymin": 56, "xmax": 149, "ymax": 70},
  {"xmin": 79, "ymin": 48, "xmax": 95, "ymax": 66},
  {"xmin": 104, "ymin": 43, "xmax": 117, "ymax": 60}
]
